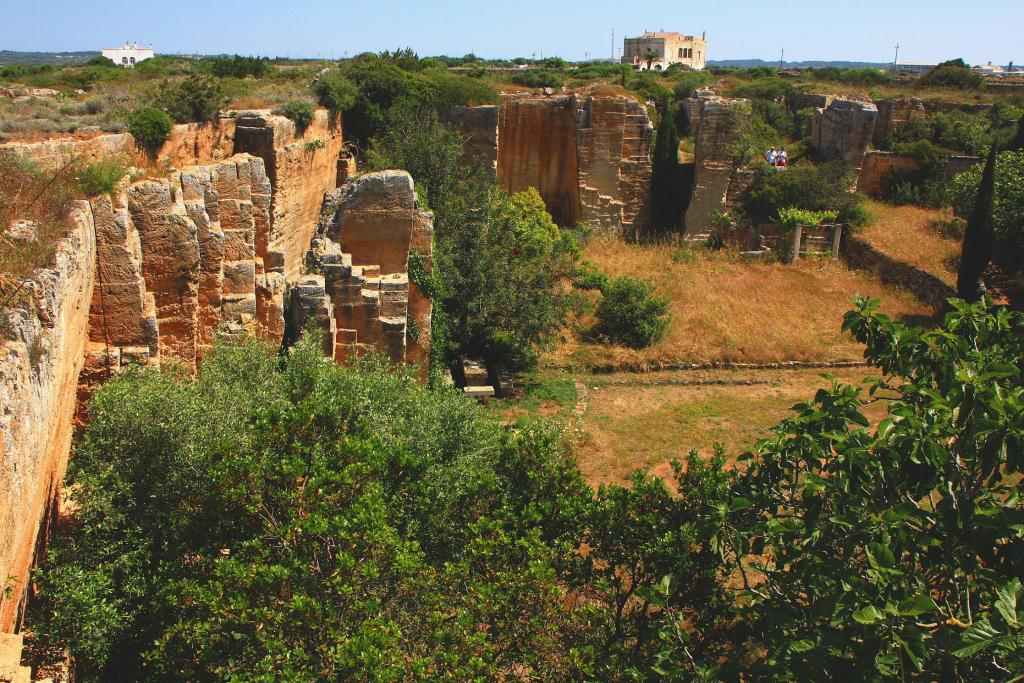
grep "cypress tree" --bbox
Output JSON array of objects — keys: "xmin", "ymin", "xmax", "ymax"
[
  {"xmin": 957, "ymin": 145, "xmax": 998, "ymax": 301},
  {"xmin": 649, "ymin": 101, "xmax": 682, "ymax": 238}
]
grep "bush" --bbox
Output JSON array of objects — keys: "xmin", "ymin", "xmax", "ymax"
[
  {"xmin": 206, "ymin": 55, "xmax": 268, "ymax": 79},
  {"xmin": 313, "ymin": 70, "xmax": 358, "ymax": 111},
  {"xmin": 948, "ymin": 150, "xmax": 1024, "ymax": 266},
  {"xmin": 777, "ymin": 207, "xmax": 839, "ymax": 230},
  {"xmin": 76, "ymin": 159, "xmax": 127, "ymax": 196},
  {"xmin": 746, "ymin": 162, "xmax": 868, "ymax": 226},
  {"xmin": 883, "ymin": 139, "xmax": 949, "ymax": 207},
  {"xmin": 572, "ymin": 260, "xmax": 609, "ymax": 291},
  {"xmin": 155, "ymin": 75, "xmax": 224, "ymax": 123},
  {"xmin": 127, "ymin": 106, "xmax": 173, "ymax": 151},
  {"xmin": 593, "ymin": 276, "xmax": 671, "ymax": 349},
  {"xmin": 510, "ymin": 69, "xmax": 564, "ymax": 89},
  {"xmin": 272, "ymin": 100, "xmax": 315, "ymax": 131},
  {"xmin": 920, "ymin": 59, "xmax": 984, "ymax": 89}
]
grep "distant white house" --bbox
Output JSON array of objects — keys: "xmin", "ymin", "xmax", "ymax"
[{"xmin": 101, "ymin": 43, "xmax": 154, "ymax": 67}]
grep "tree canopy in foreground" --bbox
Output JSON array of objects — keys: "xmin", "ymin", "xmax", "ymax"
[{"xmin": 36, "ymin": 297, "xmax": 1024, "ymax": 681}]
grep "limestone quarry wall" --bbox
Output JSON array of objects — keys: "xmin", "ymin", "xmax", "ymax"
[
  {"xmin": 576, "ymin": 96, "xmax": 653, "ymax": 240},
  {"xmin": 497, "ymin": 95, "xmax": 582, "ymax": 227},
  {"xmin": 0, "ymin": 204, "xmax": 95, "ymax": 632},
  {"xmin": 857, "ymin": 150, "xmax": 983, "ymax": 198},
  {"xmin": 296, "ymin": 171, "xmax": 432, "ymax": 372},
  {"xmin": 872, "ymin": 98, "xmax": 927, "ymax": 148},
  {"xmin": 0, "ymin": 119, "xmax": 237, "ymax": 170},
  {"xmin": 483, "ymin": 94, "xmax": 653, "ymax": 237},
  {"xmin": 684, "ymin": 98, "xmax": 748, "ymax": 236},
  {"xmin": 809, "ymin": 99, "xmax": 879, "ymax": 168},
  {"xmin": 234, "ymin": 110, "xmax": 344, "ymax": 282},
  {"xmin": 440, "ymin": 105, "xmax": 500, "ymax": 169}
]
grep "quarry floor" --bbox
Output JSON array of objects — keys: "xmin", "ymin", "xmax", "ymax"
[{"xmin": 492, "ymin": 202, "xmax": 960, "ymax": 485}]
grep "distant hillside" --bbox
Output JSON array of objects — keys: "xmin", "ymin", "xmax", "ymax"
[
  {"xmin": 709, "ymin": 58, "xmax": 890, "ymax": 70},
  {"xmin": 0, "ymin": 50, "xmax": 99, "ymax": 66}
]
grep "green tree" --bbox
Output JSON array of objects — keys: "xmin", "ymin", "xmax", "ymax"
[
  {"xmin": 650, "ymin": 102, "xmax": 682, "ymax": 237},
  {"xmin": 1008, "ymin": 115, "xmax": 1024, "ymax": 152},
  {"xmin": 593, "ymin": 276, "xmax": 671, "ymax": 349},
  {"xmin": 312, "ymin": 69, "xmax": 357, "ymax": 111},
  {"xmin": 272, "ymin": 100, "xmax": 315, "ymax": 131},
  {"xmin": 155, "ymin": 74, "xmax": 224, "ymax": 123},
  {"xmin": 949, "ymin": 149, "xmax": 1024, "ymax": 266},
  {"xmin": 436, "ymin": 179, "xmax": 580, "ymax": 390},
  {"xmin": 658, "ymin": 296, "xmax": 1024, "ymax": 681},
  {"xmin": 126, "ymin": 106, "xmax": 173, "ymax": 153},
  {"xmin": 957, "ymin": 145, "xmax": 998, "ymax": 300}
]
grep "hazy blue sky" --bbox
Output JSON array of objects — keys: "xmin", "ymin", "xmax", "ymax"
[{"xmin": 2, "ymin": 0, "xmax": 1019, "ymax": 66}]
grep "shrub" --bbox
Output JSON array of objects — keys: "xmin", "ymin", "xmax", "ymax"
[
  {"xmin": 777, "ymin": 207, "xmax": 839, "ymax": 230},
  {"xmin": 127, "ymin": 106, "xmax": 173, "ymax": 152},
  {"xmin": 84, "ymin": 55, "xmax": 117, "ymax": 68},
  {"xmin": 572, "ymin": 260, "xmax": 609, "ymax": 291},
  {"xmin": 593, "ymin": 276, "xmax": 671, "ymax": 349},
  {"xmin": 510, "ymin": 69, "xmax": 564, "ymax": 89},
  {"xmin": 273, "ymin": 100, "xmax": 315, "ymax": 131},
  {"xmin": 746, "ymin": 162, "xmax": 868, "ymax": 226},
  {"xmin": 207, "ymin": 55, "xmax": 268, "ymax": 79},
  {"xmin": 155, "ymin": 75, "xmax": 224, "ymax": 123},
  {"xmin": 919, "ymin": 59, "xmax": 984, "ymax": 90},
  {"xmin": 76, "ymin": 159, "xmax": 127, "ymax": 196},
  {"xmin": 883, "ymin": 139, "xmax": 949, "ymax": 207},
  {"xmin": 948, "ymin": 150, "xmax": 1024, "ymax": 266},
  {"xmin": 313, "ymin": 70, "xmax": 358, "ymax": 111}
]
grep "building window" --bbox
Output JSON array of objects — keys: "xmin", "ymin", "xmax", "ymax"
[
  {"xmin": 122, "ymin": 56, "xmax": 128, "ymax": 65},
  {"xmin": 678, "ymin": 48, "xmax": 683, "ymax": 59},
  {"xmin": 129, "ymin": 57, "xmax": 135, "ymax": 65}
]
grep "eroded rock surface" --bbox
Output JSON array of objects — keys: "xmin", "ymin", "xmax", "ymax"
[
  {"xmin": 684, "ymin": 98, "xmax": 748, "ymax": 236},
  {"xmin": 0, "ymin": 203, "xmax": 95, "ymax": 631},
  {"xmin": 810, "ymin": 98, "xmax": 879, "ymax": 168},
  {"xmin": 298, "ymin": 171, "xmax": 433, "ymax": 373},
  {"xmin": 873, "ymin": 98, "xmax": 927, "ymax": 148}
]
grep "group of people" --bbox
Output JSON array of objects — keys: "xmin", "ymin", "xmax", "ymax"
[{"xmin": 765, "ymin": 146, "xmax": 789, "ymax": 168}]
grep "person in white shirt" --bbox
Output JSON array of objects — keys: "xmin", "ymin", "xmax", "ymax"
[
  {"xmin": 778, "ymin": 148, "xmax": 788, "ymax": 168},
  {"xmin": 766, "ymin": 147, "xmax": 777, "ymax": 165}
]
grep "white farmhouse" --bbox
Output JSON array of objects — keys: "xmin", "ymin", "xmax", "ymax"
[{"xmin": 101, "ymin": 43, "xmax": 154, "ymax": 67}]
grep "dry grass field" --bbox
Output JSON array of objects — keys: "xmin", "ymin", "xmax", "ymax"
[
  {"xmin": 857, "ymin": 201, "xmax": 962, "ymax": 288},
  {"xmin": 551, "ymin": 235, "xmax": 938, "ymax": 371},
  {"xmin": 575, "ymin": 367, "xmax": 891, "ymax": 486}
]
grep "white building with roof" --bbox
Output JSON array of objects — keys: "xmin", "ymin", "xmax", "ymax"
[
  {"xmin": 622, "ymin": 32, "xmax": 707, "ymax": 71},
  {"xmin": 101, "ymin": 43, "xmax": 154, "ymax": 67}
]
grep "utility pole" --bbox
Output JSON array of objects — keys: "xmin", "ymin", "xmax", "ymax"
[
  {"xmin": 893, "ymin": 43, "xmax": 900, "ymax": 73},
  {"xmin": 612, "ymin": 29, "xmax": 615, "ymax": 62},
  {"xmin": 780, "ymin": 47, "xmax": 785, "ymax": 70}
]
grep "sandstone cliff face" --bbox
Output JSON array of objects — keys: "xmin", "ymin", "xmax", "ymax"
[
  {"xmin": 857, "ymin": 150, "xmax": 983, "ymax": 198},
  {"xmin": 234, "ymin": 110, "xmax": 344, "ymax": 282},
  {"xmin": 297, "ymin": 171, "xmax": 432, "ymax": 372},
  {"xmin": 493, "ymin": 94, "xmax": 653, "ymax": 238},
  {"xmin": 116, "ymin": 154, "xmax": 277, "ymax": 370},
  {"xmin": 0, "ymin": 119, "xmax": 237, "ymax": 171},
  {"xmin": 576, "ymin": 96, "xmax": 653, "ymax": 240},
  {"xmin": 0, "ymin": 204, "xmax": 95, "ymax": 631},
  {"xmin": 810, "ymin": 99, "xmax": 879, "ymax": 168},
  {"xmin": 497, "ymin": 95, "xmax": 581, "ymax": 227},
  {"xmin": 440, "ymin": 105, "xmax": 500, "ymax": 169},
  {"xmin": 684, "ymin": 98, "xmax": 748, "ymax": 236},
  {"xmin": 873, "ymin": 98, "xmax": 927, "ymax": 148}
]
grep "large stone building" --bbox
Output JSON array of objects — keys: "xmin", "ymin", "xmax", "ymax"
[
  {"xmin": 101, "ymin": 42, "xmax": 154, "ymax": 67},
  {"xmin": 622, "ymin": 31, "xmax": 707, "ymax": 71}
]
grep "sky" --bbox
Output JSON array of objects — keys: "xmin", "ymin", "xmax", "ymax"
[{"xmin": 1, "ymin": 0, "xmax": 1019, "ymax": 66}]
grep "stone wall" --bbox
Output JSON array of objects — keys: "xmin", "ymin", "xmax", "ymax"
[
  {"xmin": 0, "ymin": 204, "xmax": 95, "ymax": 632},
  {"xmin": 234, "ymin": 110, "xmax": 345, "ymax": 282},
  {"xmin": 492, "ymin": 93, "xmax": 653, "ymax": 238},
  {"xmin": 497, "ymin": 95, "xmax": 581, "ymax": 227},
  {"xmin": 576, "ymin": 96, "xmax": 653, "ymax": 239},
  {"xmin": 809, "ymin": 98, "xmax": 878, "ymax": 168},
  {"xmin": 440, "ymin": 105, "xmax": 500, "ymax": 169},
  {"xmin": 857, "ymin": 150, "xmax": 983, "ymax": 198},
  {"xmin": 295, "ymin": 171, "xmax": 432, "ymax": 373},
  {"xmin": 684, "ymin": 98, "xmax": 748, "ymax": 236},
  {"xmin": 873, "ymin": 98, "xmax": 927, "ymax": 148}
]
